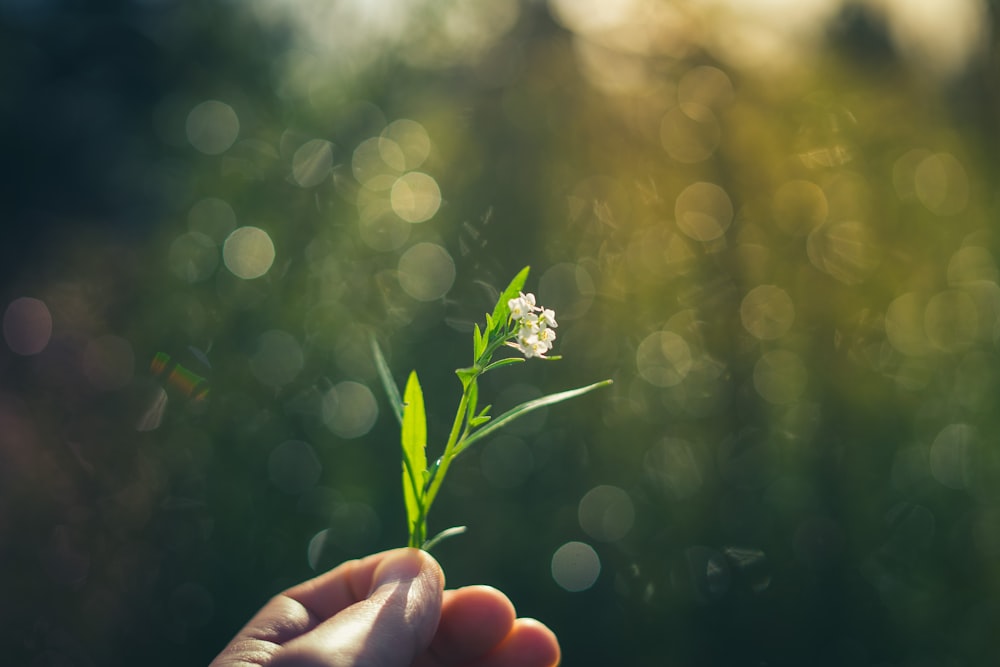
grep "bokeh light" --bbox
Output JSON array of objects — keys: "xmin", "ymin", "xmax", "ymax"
[
  {"xmin": 291, "ymin": 139, "xmax": 334, "ymax": 188},
  {"xmin": 675, "ymin": 182, "xmax": 733, "ymax": 242},
  {"xmin": 740, "ymin": 285, "xmax": 795, "ymax": 340},
  {"xmin": 577, "ymin": 485, "xmax": 634, "ymax": 542},
  {"xmin": 381, "ymin": 119, "xmax": 431, "ymax": 170},
  {"xmin": 660, "ymin": 104, "xmax": 721, "ymax": 163},
  {"xmin": 186, "ymin": 100, "xmax": 240, "ymax": 155},
  {"xmin": 772, "ymin": 180, "xmax": 828, "ymax": 236},
  {"xmin": 914, "ymin": 152, "xmax": 969, "ymax": 215},
  {"xmin": 353, "ymin": 136, "xmax": 403, "ymax": 191},
  {"xmin": 188, "ymin": 197, "xmax": 237, "ymax": 243},
  {"xmin": 885, "ymin": 292, "xmax": 931, "ymax": 356},
  {"xmin": 358, "ymin": 195, "xmax": 412, "ymax": 251},
  {"xmin": 390, "ymin": 172, "xmax": 441, "ymax": 223},
  {"xmin": 805, "ymin": 219, "xmax": 881, "ymax": 285},
  {"xmin": 223, "ymin": 226, "xmax": 276, "ymax": 279},
  {"xmin": 929, "ymin": 422, "xmax": 976, "ymax": 490},
  {"xmin": 636, "ymin": 331, "xmax": 692, "ymax": 387},
  {"xmin": 397, "ymin": 242, "xmax": 455, "ymax": 301},
  {"xmin": 321, "ymin": 381, "xmax": 378, "ymax": 439},
  {"xmin": 551, "ymin": 541, "xmax": 601, "ymax": 592},
  {"xmin": 3, "ymin": 297, "xmax": 52, "ymax": 355}
]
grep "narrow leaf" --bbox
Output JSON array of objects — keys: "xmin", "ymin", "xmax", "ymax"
[
  {"xmin": 482, "ymin": 356, "xmax": 525, "ymax": 373},
  {"xmin": 489, "ymin": 266, "xmax": 530, "ymax": 332},
  {"xmin": 422, "ymin": 525, "xmax": 468, "ymax": 551},
  {"xmin": 466, "ymin": 379, "xmax": 479, "ymax": 428},
  {"xmin": 469, "ymin": 415, "xmax": 491, "ymax": 428},
  {"xmin": 401, "ymin": 371, "xmax": 428, "ymax": 537},
  {"xmin": 454, "ymin": 379, "xmax": 613, "ymax": 456},
  {"xmin": 473, "ymin": 323, "xmax": 486, "ymax": 360},
  {"xmin": 371, "ymin": 335, "xmax": 404, "ymax": 425}
]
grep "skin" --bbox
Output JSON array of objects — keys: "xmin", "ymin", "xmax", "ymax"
[{"xmin": 210, "ymin": 548, "xmax": 561, "ymax": 667}]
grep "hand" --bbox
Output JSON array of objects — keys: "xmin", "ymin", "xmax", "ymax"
[{"xmin": 210, "ymin": 547, "xmax": 561, "ymax": 667}]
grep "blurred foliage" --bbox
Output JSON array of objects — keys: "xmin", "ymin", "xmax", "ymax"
[{"xmin": 4, "ymin": 1, "xmax": 1000, "ymax": 665}]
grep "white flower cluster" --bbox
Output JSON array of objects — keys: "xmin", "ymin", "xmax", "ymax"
[{"xmin": 507, "ymin": 292, "xmax": 558, "ymax": 358}]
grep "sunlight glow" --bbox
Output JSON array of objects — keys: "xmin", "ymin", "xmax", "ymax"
[
  {"xmin": 551, "ymin": 0, "xmax": 987, "ymax": 80},
  {"xmin": 874, "ymin": 0, "xmax": 988, "ymax": 79}
]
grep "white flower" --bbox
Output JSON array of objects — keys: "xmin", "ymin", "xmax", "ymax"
[
  {"xmin": 521, "ymin": 312, "xmax": 540, "ymax": 333},
  {"xmin": 504, "ymin": 328, "xmax": 542, "ymax": 358},
  {"xmin": 508, "ymin": 292, "xmax": 538, "ymax": 321},
  {"xmin": 519, "ymin": 334, "xmax": 550, "ymax": 358},
  {"xmin": 504, "ymin": 292, "xmax": 557, "ymax": 359}
]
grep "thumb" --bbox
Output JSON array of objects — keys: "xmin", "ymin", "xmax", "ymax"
[{"xmin": 272, "ymin": 548, "xmax": 445, "ymax": 667}]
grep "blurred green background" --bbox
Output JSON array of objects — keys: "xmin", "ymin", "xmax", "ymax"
[{"xmin": 3, "ymin": 1, "xmax": 1000, "ymax": 665}]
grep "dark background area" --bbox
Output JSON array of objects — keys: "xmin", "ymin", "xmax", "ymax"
[{"xmin": 3, "ymin": 1, "xmax": 1000, "ymax": 665}]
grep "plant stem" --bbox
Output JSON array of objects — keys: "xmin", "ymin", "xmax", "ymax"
[
  {"xmin": 402, "ymin": 455, "xmax": 424, "ymax": 547},
  {"xmin": 411, "ymin": 325, "xmax": 512, "ymax": 547},
  {"xmin": 418, "ymin": 378, "xmax": 474, "ymax": 542}
]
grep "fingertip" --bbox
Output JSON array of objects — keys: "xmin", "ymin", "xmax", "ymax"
[
  {"xmin": 500, "ymin": 618, "xmax": 562, "ymax": 667},
  {"xmin": 429, "ymin": 585, "xmax": 517, "ymax": 661},
  {"xmin": 370, "ymin": 547, "xmax": 444, "ymax": 594}
]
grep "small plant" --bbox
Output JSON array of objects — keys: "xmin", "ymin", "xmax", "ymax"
[{"xmin": 372, "ymin": 266, "xmax": 612, "ymax": 550}]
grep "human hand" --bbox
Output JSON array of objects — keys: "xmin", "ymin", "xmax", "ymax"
[{"xmin": 210, "ymin": 547, "xmax": 560, "ymax": 667}]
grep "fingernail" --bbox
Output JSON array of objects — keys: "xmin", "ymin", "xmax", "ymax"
[{"xmin": 370, "ymin": 549, "xmax": 426, "ymax": 592}]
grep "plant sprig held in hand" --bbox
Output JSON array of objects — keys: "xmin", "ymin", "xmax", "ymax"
[{"xmin": 372, "ymin": 266, "xmax": 612, "ymax": 550}]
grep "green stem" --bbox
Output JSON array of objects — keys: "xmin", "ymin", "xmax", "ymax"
[
  {"xmin": 403, "ymin": 454, "xmax": 425, "ymax": 548},
  {"xmin": 477, "ymin": 324, "xmax": 514, "ymax": 367},
  {"xmin": 420, "ymin": 378, "xmax": 475, "ymax": 530},
  {"xmin": 409, "ymin": 522, "xmax": 425, "ymax": 548},
  {"xmin": 412, "ymin": 323, "xmax": 517, "ymax": 547}
]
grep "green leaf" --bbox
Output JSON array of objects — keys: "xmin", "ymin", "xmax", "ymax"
[
  {"xmin": 482, "ymin": 356, "xmax": 525, "ymax": 373},
  {"xmin": 473, "ymin": 323, "xmax": 486, "ymax": 360},
  {"xmin": 454, "ymin": 379, "xmax": 613, "ymax": 456},
  {"xmin": 468, "ymin": 402, "xmax": 492, "ymax": 428},
  {"xmin": 455, "ymin": 366, "xmax": 479, "ymax": 389},
  {"xmin": 401, "ymin": 371, "xmax": 428, "ymax": 540},
  {"xmin": 422, "ymin": 525, "xmax": 467, "ymax": 551},
  {"xmin": 466, "ymin": 379, "xmax": 479, "ymax": 427},
  {"xmin": 371, "ymin": 335, "xmax": 404, "ymax": 425},
  {"xmin": 489, "ymin": 266, "xmax": 530, "ymax": 333}
]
